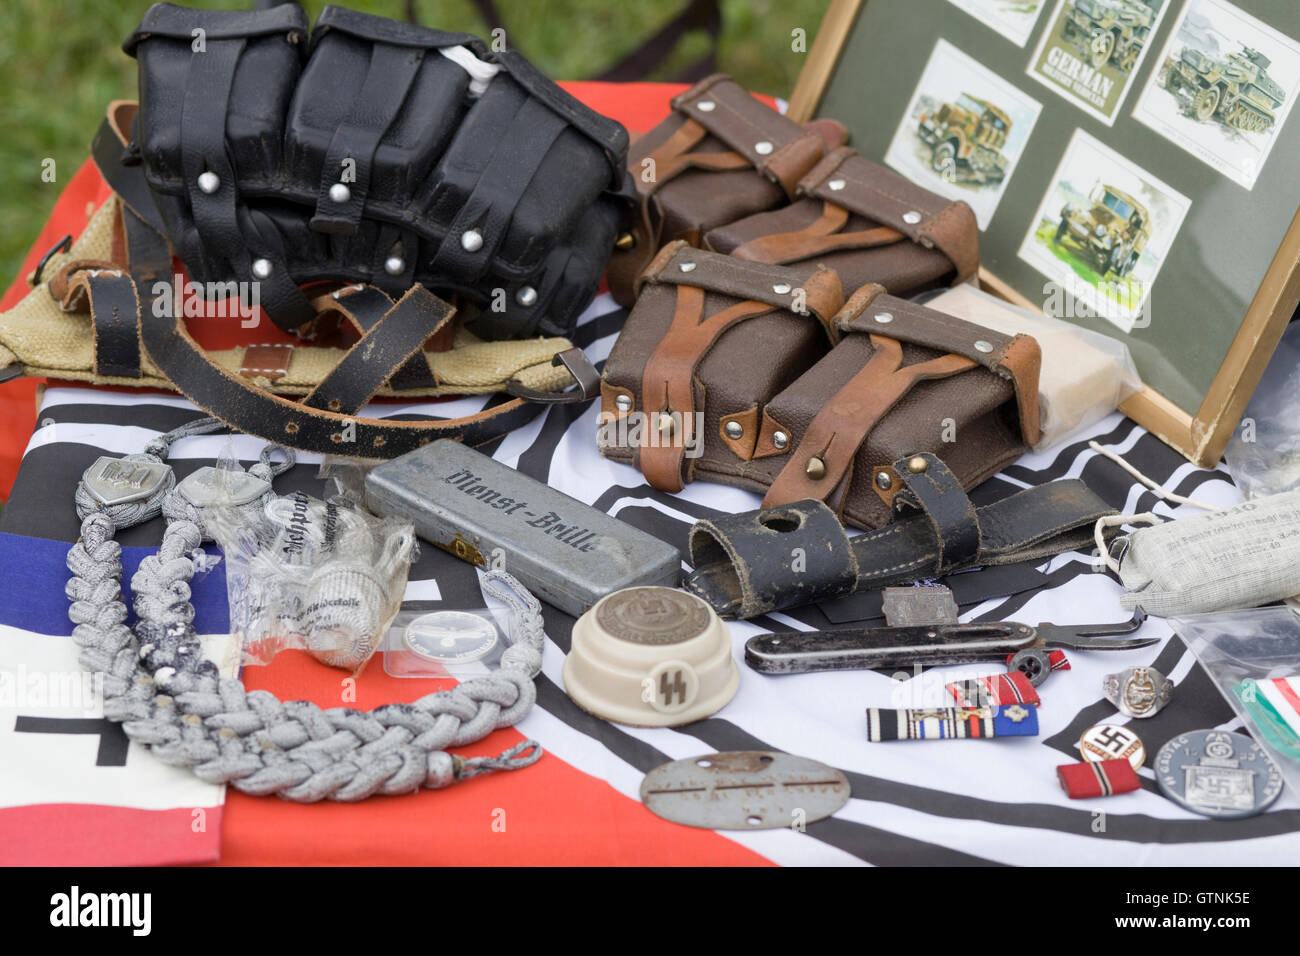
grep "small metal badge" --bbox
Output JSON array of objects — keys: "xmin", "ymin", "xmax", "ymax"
[
  {"xmin": 81, "ymin": 456, "xmax": 172, "ymax": 507},
  {"xmin": 175, "ymin": 466, "xmax": 271, "ymax": 508},
  {"xmin": 1155, "ymin": 730, "xmax": 1283, "ymax": 820},
  {"xmin": 640, "ymin": 751, "xmax": 850, "ymax": 830},
  {"xmin": 1104, "ymin": 665, "xmax": 1174, "ymax": 718},
  {"xmin": 882, "ymin": 585, "xmax": 959, "ymax": 626},
  {"xmin": 403, "ymin": 611, "xmax": 499, "ymax": 664},
  {"xmin": 1079, "ymin": 722, "xmax": 1146, "ymax": 769}
]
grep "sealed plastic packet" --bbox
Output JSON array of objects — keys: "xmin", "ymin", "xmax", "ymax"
[
  {"xmin": 1171, "ymin": 608, "xmax": 1300, "ymax": 797},
  {"xmin": 384, "ymin": 570, "xmax": 545, "ymax": 682},
  {"xmin": 1089, "ymin": 442, "xmax": 1300, "ymax": 617},
  {"xmin": 206, "ymin": 474, "xmax": 416, "ymax": 673}
]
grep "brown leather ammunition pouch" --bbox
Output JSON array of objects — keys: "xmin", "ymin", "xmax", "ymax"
[
  {"xmin": 606, "ymin": 74, "xmax": 979, "ymax": 308},
  {"xmin": 599, "ymin": 243, "xmax": 1041, "ymax": 530}
]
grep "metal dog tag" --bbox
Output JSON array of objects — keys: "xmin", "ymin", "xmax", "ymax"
[
  {"xmin": 882, "ymin": 586, "xmax": 959, "ymax": 626},
  {"xmin": 640, "ymin": 751, "xmax": 850, "ymax": 830},
  {"xmin": 82, "ymin": 456, "xmax": 172, "ymax": 506}
]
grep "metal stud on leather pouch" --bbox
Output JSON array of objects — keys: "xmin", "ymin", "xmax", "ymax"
[{"xmin": 562, "ymin": 587, "xmax": 739, "ymax": 726}]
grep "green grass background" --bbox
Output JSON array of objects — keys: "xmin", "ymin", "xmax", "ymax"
[{"xmin": 0, "ymin": 0, "xmax": 827, "ymax": 282}]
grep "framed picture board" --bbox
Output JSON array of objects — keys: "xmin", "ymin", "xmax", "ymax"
[{"xmin": 789, "ymin": 0, "xmax": 1300, "ymax": 466}]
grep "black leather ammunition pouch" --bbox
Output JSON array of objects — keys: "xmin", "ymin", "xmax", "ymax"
[{"xmin": 123, "ymin": 2, "xmax": 633, "ymax": 337}]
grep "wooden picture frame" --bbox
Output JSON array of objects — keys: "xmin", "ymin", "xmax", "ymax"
[{"xmin": 789, "ymin": 0, "xmax": 1300, "ymax": 466}]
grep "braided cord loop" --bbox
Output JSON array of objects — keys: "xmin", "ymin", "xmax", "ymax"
[{"xmin": 67, "ymin": 422, "xmax": 544, "ymax": 802}]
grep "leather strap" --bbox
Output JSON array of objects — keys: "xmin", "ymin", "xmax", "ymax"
[
  {"xmin": 672, "ymin": 76, "xmax": 826, "ymax": 198},
  {"xmin": 134, "ymin": 275, "xmax": 544, "ymax": 456},
  {"xmin": 799, "ymin": 147, "xmax": 979, "ymax": 283},
  {"xmin": 505, "ymin": 348, "xmax": 601, "ymax": 404},
  {"xmin": 429, "ymin": 96, "xmax": 569, "ymax": 282},
  {"xmin": 179, "ymin": 37, "xmax": 247, "ymax": 284},
  {"xmin": 312, "ymin": 287, "xmax": 439, "ymax": 391},
  {"xmin": 640, "ymin": 286, "xmax": 775, "ymax": 491},
  {"xmin": 637, "ymin": 119, "xmax": 750, "ymax": 199},
  {"xmin": 836, "ymin": 294, "xmax": 1042, "ymax": 447},
  {"xmin": 890, "ymin": 451, "xmax": 981, "ymax": 573},
  {"xmin": 53, "ymin": 208, "xmax": 589, "ymax": 457},
  {"xmin": 635, "ymin": 243, "xmax": 841, "ymax": 491},
  {"xmin": 730, "ymin": 201, "xmax": 904, "ymax": 264},
  {"xmin": 310, "ymin": 43, "xmax": 426, "ymax": 235},
  {"xmin": 301, "ymin": 287, "xmax": 455, "ymax": 414},
  {"xmin": 762, "ymin": 339, "xmax": 975, "ymax": 514},
  {"xmin": 60, "ymin": 269, "xmax": 143, "ymax": 379},
  {"xmin": 685, "ymin": 465, "xmax": 1118, "ymax": 619},
  {"xmin": 637, "ymin": 240, "xmax": 842, "ymax": 319}
]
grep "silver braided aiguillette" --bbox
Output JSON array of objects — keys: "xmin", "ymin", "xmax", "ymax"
[{"xmin": 66, "ymin": 418, "xmax": 544, "ymax": 802}]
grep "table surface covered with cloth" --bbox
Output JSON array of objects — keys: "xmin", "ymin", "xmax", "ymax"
[{"xmin": 0, "ymin": 83, "xmax": 1297, "ymax": 867}]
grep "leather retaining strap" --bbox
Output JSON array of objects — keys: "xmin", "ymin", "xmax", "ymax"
[
  {"xmin": 684, "ymin": 455, "xmax": 1118, "ymax": 619},
  {"xmin": 300, "ymin": 289, "xmax": 456, "ymax": 414},
  {"xmin": 310, "ymin": 286, "xmax": 441, "ymax": 391},
  {"xmin": 730, "ymin": 201, "xmax": 904, "ymax": 264},
  {"xmin": 762, "ymin": 335, "xmax": 976, "ymax": 515},
  {"xmin": 640, "ymin": 286, "xmax": 774, "ymax": 491},
  {"xmin": 835, "ymin": 291, "xmax": 1042, "ymax": 447},
  {"xmin": 672, "ymin": 76, "xmax": 828, "ymax": 199},
  {"xmin": 888, "ymin": 451, "xmax": 980, "ymax": 572},
  {"xmin": 58, "ymin": 268, "xmax": 144, "ymax": 379},
  {"xmin": 634, "ymin": 241, "xmax": 842, "ymax": 491},
  {"xmin": 798, "ymin": 147, "xmax": 979, "ymax": 283}
]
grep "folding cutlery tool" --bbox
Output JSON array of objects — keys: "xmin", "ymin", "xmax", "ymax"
[{"xmin": 745, "ymin": 607, "xmax": 1153, "ymax": 685}]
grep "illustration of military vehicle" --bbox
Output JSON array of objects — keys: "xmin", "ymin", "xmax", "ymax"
[
  {"xmin": 1053, "ymin": 183, "xmax": 1150, "ymax": 278},
  {"xmin": 1158, "ymin": 44, "xmax": 1284, "ymax": 134},
  {"xmin": 916, "ymin": 93, "xmax": 1011, "ymax": 185},
  {"xmin": 1060, "ymin": 0, "xmax": 1154, "ymax": 72}
]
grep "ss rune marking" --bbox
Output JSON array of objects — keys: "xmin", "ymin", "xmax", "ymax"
[{"xmin": 660, "ymin": 669, "xmax": 688, "ymax": 705}]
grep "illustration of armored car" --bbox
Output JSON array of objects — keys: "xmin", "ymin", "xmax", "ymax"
[
  {"xmin": 1061, "ymin": 0, "xmax": 1154, "ymax": 72},
  {"xmin": 1158, "ymin": 44, "xmax": 1284, "ymax": 134},
  {"xmin": 1054, "ymin": 183, "xmax": 1150, "ymax": 278},
  {"xmin": 916, "ymin": 93, "xmax": 1011, "ymax": 185}
]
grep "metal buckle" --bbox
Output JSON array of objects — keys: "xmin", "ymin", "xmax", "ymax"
[
  {"xmin": 32, "ymin": 235, "xmax": 73, "ymax": 286},
  {"xmin": 504, "ymin": 347, "xmax": 601, "ymax": 405}
]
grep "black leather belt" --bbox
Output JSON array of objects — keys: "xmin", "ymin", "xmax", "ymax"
[{"xmin": 685, "ymin": 452, "xmax": 1117, "ymax": 619}]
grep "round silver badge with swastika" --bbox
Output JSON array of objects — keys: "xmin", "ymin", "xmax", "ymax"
[
  {"xmin": 596, "ymin": 587, "xmax": 713, "ymax": 645},
  {"xmin": 1155, "ymin": 730, "xmax": 1283, "ymax": 819}
]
